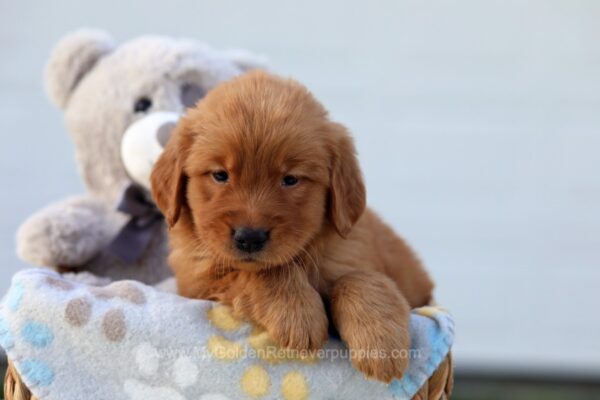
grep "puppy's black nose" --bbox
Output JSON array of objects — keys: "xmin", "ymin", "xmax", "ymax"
[{"xmin": 233, "ymin": 227, "xmax": 269, "ymax": 253}]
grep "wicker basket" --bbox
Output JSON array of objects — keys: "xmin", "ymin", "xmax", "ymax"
[
  {"xmin": 4, "ymin": 353, "xmax": 452, "ymax": 400},
  {"xmin": 4, "ymin": 360, "xmax": 38, "ymax": 400}
]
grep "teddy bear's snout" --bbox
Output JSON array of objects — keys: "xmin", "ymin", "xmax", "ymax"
[{"xmin": 121, "ymin": 111, "xmax": 179, "ymax": 190}]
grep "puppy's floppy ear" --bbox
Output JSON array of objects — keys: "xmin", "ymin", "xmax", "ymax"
[
  {"xmin": 327, "ymin": 123, "xmax": 366, "ymax": 238},
  {"xmin": 150, "ymin": 123, "xmax": 191, "ymax": 227}
]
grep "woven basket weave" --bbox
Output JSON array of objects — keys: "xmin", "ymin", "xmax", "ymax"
[
  {"xmin": 4, "ymin": 353, "xmax": 452, "ymax": 400},
  {"xmin": 4, "ymin": 360, "xmax": 38, "ymax": 400}
]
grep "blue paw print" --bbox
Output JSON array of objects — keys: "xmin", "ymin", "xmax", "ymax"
[
  {"xmin": 20, "ymin": 359, "xmax": 55, "ymax": 387},
  {"xmin": 0, "ymin": 317, "xmax": 14, "ymax": 349},
  {"xmin": 21, "ymin": 321, "xmax": 54, "ymax": 348},
  {"xmin": 7, "ymin": 281, "xmax": 24, "ymax": 312}
]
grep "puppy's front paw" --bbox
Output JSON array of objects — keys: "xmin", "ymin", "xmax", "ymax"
[
  {"xmin": 330, "ymin": 270, "xmax": 414, "ymax": 383},
  {"xmin": 268, "ymin": 303, "xmax": 328, "ymax": 351},
  {"xmin": 346, "ymin": 326, "xmax": 410, "ymax": 383}
]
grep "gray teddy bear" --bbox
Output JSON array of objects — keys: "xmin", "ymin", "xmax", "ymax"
[{"xmin": 16, "ymin": 29, "xmax": 265, "ymax": 284}]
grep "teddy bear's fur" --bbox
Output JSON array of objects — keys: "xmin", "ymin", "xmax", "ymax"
[{"xmin": 16, "ymin": 29, "xmax": 265, "ymax": 284}]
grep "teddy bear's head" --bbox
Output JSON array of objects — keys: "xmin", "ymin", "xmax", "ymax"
[{"xmin": 46, "ymin": 29, "xmax": 265, "ymax": 203}]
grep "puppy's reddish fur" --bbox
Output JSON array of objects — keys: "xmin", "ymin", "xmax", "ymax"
[{"xmin": 151, "ymin": 71, "xmax": 434, "ymax": 382}]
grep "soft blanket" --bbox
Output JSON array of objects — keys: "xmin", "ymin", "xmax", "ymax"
[{"xmin": 0, "ymin": 269, "xmax": 454, "ymax": 400}]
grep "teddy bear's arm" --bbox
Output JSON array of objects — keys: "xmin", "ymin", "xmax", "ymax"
[{"xmin": 16, "ymin": 195, "xmax": 122, "ymax": 269}]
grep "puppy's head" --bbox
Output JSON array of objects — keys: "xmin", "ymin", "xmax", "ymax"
[{"xmin": 151, "ymin": 71, "xmax": 365, "ymax": 269}]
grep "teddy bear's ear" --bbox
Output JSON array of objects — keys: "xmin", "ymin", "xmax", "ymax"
[
  {"xmin": 44, "ymin": 29, "xmax": 115, "ymax": 109},
  {"xmin": 221, "ymin": 49, "xmax": 269, "ymax": 72}
]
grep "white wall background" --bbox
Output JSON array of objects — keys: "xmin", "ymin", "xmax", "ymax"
[{"xmin": 1, "ymin": 0, "xmax": 599, "ymax": 376}]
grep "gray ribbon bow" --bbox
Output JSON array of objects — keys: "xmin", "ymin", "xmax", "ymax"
[{"xmin": 107, "ymin": 184, "xmax": 163, "ymax": 263}]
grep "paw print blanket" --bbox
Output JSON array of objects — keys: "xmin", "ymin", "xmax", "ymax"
[{"xmin": 0, "ymin": 269, "xmax": 454, "ymax": 400}]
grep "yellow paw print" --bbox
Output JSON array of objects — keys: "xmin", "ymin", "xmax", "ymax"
[
  {"xmin": 206, "ymin": 305, "xmax": 312, "ymax": 399},
  {"xmin": 247, "ymin": 327, "xmax": 316, "ymax": 365},
  {"xmin": 207, "ymin": 305, "xmax": 243, "ymax": 332},
  {"xmin": 414, "ymin": 305, "xmax": 448, "ymax": 318}
]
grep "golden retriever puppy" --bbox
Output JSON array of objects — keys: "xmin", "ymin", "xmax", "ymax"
[{"xmin": 151, "ymin": 71, "xmax": 434, "ymax": 382}]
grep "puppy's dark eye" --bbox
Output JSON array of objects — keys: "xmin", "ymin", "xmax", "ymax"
[
  {"xmin": 282, "ymin": 175, "xmax": 299, "ymax": 187},
  {"xmin": 212, "ymin": 170, "xmax": 229, "ymax": 183},
  {"xmin": 134, "ymin": 97, "xmax": 152, "ymax": 113}
]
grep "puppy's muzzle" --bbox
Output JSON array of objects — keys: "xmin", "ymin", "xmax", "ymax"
[{"xmin": 233, "ymin": 227, "xmax": 269, "ymax": 253}]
